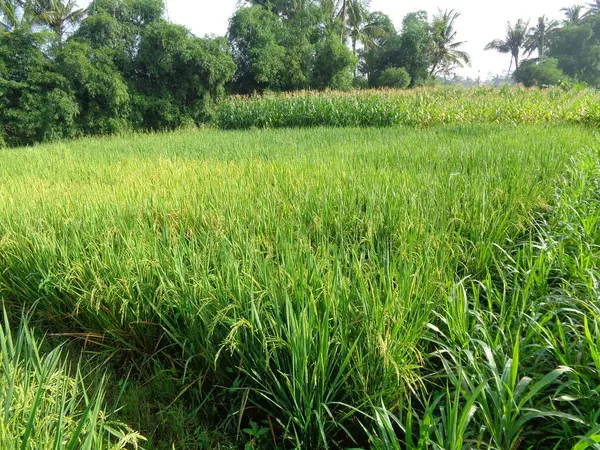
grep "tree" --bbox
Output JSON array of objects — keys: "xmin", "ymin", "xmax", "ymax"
[
  {"xmin": 0, "ymin": 30, "xmax": 78, "ymax": 145},
  {"xmin": 525, "ymin": 15, "xmax": 558, "ymax": 61},
  {"xmin": 548, "ymin": 13, "xmax": 600, "ymax": 86},
  {"xmin": 429, "ymin": 9, "xmax": 470, "ymax": 77},
  {"xmin": 0, "ymin": 0, "xmax": 32, "ymax": 31},
  {"xmin": 228, "ymin": 5, "xmax": 286, "ymax": 93},
  {"xmin": 484, "ymin": 19, "xmax": 529, "ymax": 72},
  {"xmin": 74, "ymin": 0, "xmax": 164, "ymax": 74},
  {"xmin": 346, "ymin": 0, "xmax": 367, "ymax": 56},
  {"xmin": 30, "ymin": 0, "xmax": 86, "ymax": 41},
  {"xmin": 360, "ymin": 11, "xmax": 395, "ymax": 50},
  {"xmin": 561, "ymin": 5, "xmax": 586, "ymax": 25},
  {"xmin": 346, "ymin": 8, "xmax": 394, "ymax": 77},
  {"xmin": 360, "ymin": 11, "xmax": 431, "ymax": 86},
  {"xmin": 245, "ymin": 0, "xmax": 312, "ymax": 18},
  {"xmin": 311, "ymin": 28, "xmax": 356, "ymax": 89},
  {"xmin": 134, "ymin": 22, "xmax": 235, "ymax": 129},
  {"xmin": 397, "ymin": 11, "xmax": 431, "ymax": 85},
  {"xmin": 56, "ymin": 40, "xmax": 130, "ymax": 134}
]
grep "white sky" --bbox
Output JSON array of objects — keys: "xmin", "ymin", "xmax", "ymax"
[{"xmin": 80, "ymin": 0, "xmax": 576, "ymax": 79}]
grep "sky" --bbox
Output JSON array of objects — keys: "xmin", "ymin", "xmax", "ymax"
[{"xmin": 81, "ymin": 0, "xmax": 577, "ymax": 79}]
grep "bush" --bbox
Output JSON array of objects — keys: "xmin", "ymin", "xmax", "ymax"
[
  {"xmin": 514, "ymin": 58, "xmax": 569, "ymax": 87},
  {"xmin": 353, "ymin": 76, "xmax": 369, "ymax": 89},
  {"xmin": 377, "ymin": 67, "xmax": 411, "ymax": 88}
]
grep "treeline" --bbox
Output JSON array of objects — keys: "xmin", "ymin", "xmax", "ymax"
[
  {"xmin": 0, "ymin": 0, "xmax": 235, "ymax": 147},
  {"xmin": 1, "ymin": 0, "xmax": 599, "ymax": 147},
  {"xmin": 486, "ymin": 4, "xmax": 600, "ymax": 88},
  {"xmin": 0, "ymin": 0, "xmax": 472, "ymax": 146}
]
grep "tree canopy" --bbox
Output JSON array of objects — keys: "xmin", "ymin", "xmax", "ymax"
[{"xmin": 0, "ymin": 0, "xmax": 598, "ymax": 147}]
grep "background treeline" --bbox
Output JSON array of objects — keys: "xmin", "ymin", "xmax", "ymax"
[{"xmin": 1, "ymin": 0, "xmax": 599, "ymax": 147}]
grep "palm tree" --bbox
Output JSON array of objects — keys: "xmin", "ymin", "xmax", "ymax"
[
  {"xmin": 525, "ymin": 15, "xmax": 558, "ymax": 61},
  {"xmin": 346, "ymin": 5, "xmax": 394, "ymax": 56},
  {"xmin": 561, "ymin": 5, "xmax": 586, "ymax": 25},
  {"xmin": 360, "ymin": 11, "xmax": 395, "ymax": 50},
  {"xmin": 429, "ymin": 9, "xmax": 470, "ymax": 77},
  {"xmin": 585, "ymin": 0, "xmax": 600, "ymax": 18},
  {"xmin": 0, "ymin": 0, "xmax": 31, "ymax": 31},
  {"xmin": 30, "ymin": 0, "xmax": 86, "ymax": 40},
  {"xmin": 337, "ymin": 0, "xmax": 369, "ymax": 42},
  {"xmin": 346, "ymin": 0, "xmax": 367, "ymax": 56},
  {"xmin": 346, "ymin": 9, "xmax": 394, "ymax": 77},
  {"xmin": 484, "ymin": 19, "xmax": 529, "ymax": 72}
]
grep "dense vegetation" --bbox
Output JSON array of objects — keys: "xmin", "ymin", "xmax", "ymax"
[
  {"xmin": 217, "ymin": 86, "xmax": 600, "ymax": 129},
  {"xmin": 2, "ymin": 0, "xmax": 600, "ymax": 448},
  {"xmin": 1, "ymin": 0, "xmax": 600, "ymax": 147},
  {"xmin": 1, "ymin": 121, "xmax": 599, "ymax": 448}
]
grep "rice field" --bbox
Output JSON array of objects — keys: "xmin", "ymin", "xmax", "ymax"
[{"xmin": 0, "ymin": 122, "xmax": 599, "ymax": 448}]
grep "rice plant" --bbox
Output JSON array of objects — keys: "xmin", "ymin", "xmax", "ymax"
[
  {"xmin": 0, "ymin": 122, "xmax": 598, "ymax": 447},
  {"xmin": 0, "ymin": 308, "xmax": 144, "ymax": 449}
]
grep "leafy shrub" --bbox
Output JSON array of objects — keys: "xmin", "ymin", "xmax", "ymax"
[
  {"xmin": 353, "ymin": 76, "xmax": 369, "ymax": 89},
  {"xmin": 377, "ymin": 67, "xmax": 411, "ymax": 88},
  {"xmin": 514, "ymin": 58, "xmax": 569, "ymax": 87}
]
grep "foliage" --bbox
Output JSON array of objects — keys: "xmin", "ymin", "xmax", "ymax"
[
  {"xmin": 377, "ymin": 67, "xmax": 410, "ymax": 88},
  {"xmin": 216, "ymin": 86, "xmax": 600, "ymax": 129},
  {"xmin": 74, "ymin": 0, "xmax": 165, "ymax": 74},
  {"xmin": 55, "ymin": 40, "xmax": 130, "ymax": 134},
  {"xmin": 0, "ymin": 309, "xmax": 144, "ymax": 448},
  {"xmin": 0, "ymin": 122, "xmax": 599, "ymax": 447},
  {"xmin": 485, "ymin": 19, "xmax": 530, "ymax": 72},
  {"xmin": 548, "ymin": 13, "xmax": 600, "ymax": 87},
  {"xmin": 429, "ymin": 9, "xmax": 470, "ymax": 77},
  {"xmin": 228, "ymin": 3, "xmax": 355, "ymax": 93},
  {"xmin": 133, "ymin": 22, "xmax": 235, "ymax": 129},
  {"xmin": 311, "ymin": 29, "xmax": 356, "ymax": 90},
  {"xmin": 228, "ymin": 5, "xmax": 287, "ymax": 93},
  {"xmin": 30, "ymin": 0, "xmax": 86, "ymax": 41},
  {"xmin": 514, "ymin": 58, "xmax": 569, "ymax": 87},
  {"xmin": 0, "ymin": 30, "xmax": 78, "ymax": 146},
  {"xmin": 525, "ymin": 15, "xmax": 558, "ymax": 61}
]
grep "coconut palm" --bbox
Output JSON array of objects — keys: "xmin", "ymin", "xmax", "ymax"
[
  {"xmin": 0, "ymin": 0, "xmax": 31, "ymax": 31},
  {"xmin": 337, "ymin": 0, "xmax": 369, "ymax": 42},
  {"xmin": 346, "ymin": 9, "xmax": 394, "ymax": 77},
  {"xmin": 360, "ymin": 11, "xmax": 395, "ymax": 50},
  {"xmin": 347, "ymin": 8, "xmax": 393, "ymax": 56},
  {"xmin": 525, "ymin": 15, "xmax": 558, "ymax": 61},
  {"xmin": 561, "ymin": 5, "xmax": 586, "ymax": 25},
  {"xmin": 484, "ymin": 19, "xmax": 529, "ymax": 72},
  {"xmin": 429, "ymin": 9, "xmax": 471, "ymax": 77},
  {"xmin": 30, "ymin": 0, "xmax": 85, "ymax": 40},
  {"xmin": 346, "ymin": 0, "xmax": 367, "ymax": 55}
]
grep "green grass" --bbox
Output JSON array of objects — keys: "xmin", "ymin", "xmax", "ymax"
[
  {"xmin": 0, "ymin": 124, "xmax": 599, "ymax": 448},
  {"xmin": 217, "ymin": 86, "xmax": 600, "ymax": 130}
]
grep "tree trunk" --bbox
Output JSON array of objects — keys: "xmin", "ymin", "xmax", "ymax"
[
  {"xmin": 352, "ymin": 37, "xmax": 357, "ymax": 78},
  {"xmin": 429, "ymin": 61, "xmax": 439, "ymax": 77},
  {"xmin": 340, "ymin": 0, "xmax": 346, "ymax": 42}
]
